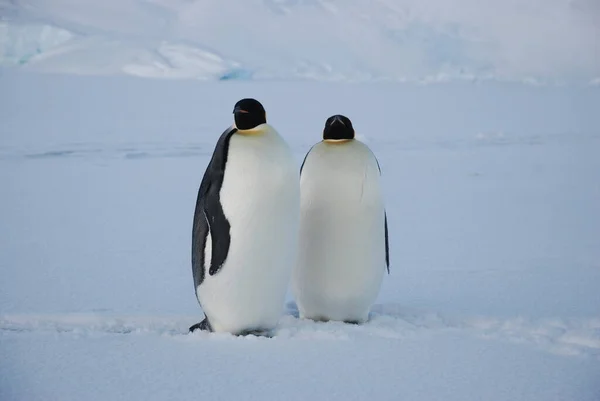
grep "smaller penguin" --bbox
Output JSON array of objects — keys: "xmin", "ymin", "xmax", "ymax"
[
  {"xmin": 190, "ymin": 98, "xmax": 300, "ymax": 336},
  {"xmin": 292, "ymin": 114, "xmax": 389, "ymax": 324}
]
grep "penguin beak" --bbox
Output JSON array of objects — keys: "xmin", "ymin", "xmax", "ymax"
[{"xmin": 233, "ymin": 106, "xmax": 249, "ymax": 114}]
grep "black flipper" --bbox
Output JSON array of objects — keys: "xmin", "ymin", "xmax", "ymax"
[
  {"xmin": 299, "ymin": 144, "xmax": 315, "ymax": 175},
  {"xmin": 191, "ymin": 126, "xmax": 237, "ymax": 290},
  {"xmin": 384, "ymin": 210, "xmax": 390, "ymax": 274},
  {"xmin": 374, "ymin": 154, "xmax": 389, "ymax": 274}
]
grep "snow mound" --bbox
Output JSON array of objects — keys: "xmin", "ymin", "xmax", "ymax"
[
  {"xmin": 0, "ymin": 22, "xmax": 73, "ymax": 65},
  {"xmin": 1, "ymin": 0, "xmax": 598, "ymax": 83},
  {"xmin": 0, "ymin": 22, "xmax": 249, "ymax": 80}
]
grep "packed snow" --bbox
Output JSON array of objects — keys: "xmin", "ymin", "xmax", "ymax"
[
  {"xmin": 1, "ymin": 71, "xmax": 599, "ymax": 400},
  {"xmin": 1, "ymin": 0, "xmax": 600, "ymax": 400}
]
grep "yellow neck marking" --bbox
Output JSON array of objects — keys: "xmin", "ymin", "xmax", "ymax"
[
  {"xmin": 323, "ymin": 139, "xmax": 353, "ymax": 144},
  {"xmin": 234, "ymin": 124, "xmax": 267, "ymax": 136},
  {"xmin": 236, "ymin": 130, "xmax": 264, "ymax": 136}
]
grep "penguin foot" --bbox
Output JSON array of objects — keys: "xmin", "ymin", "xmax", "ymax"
[
  {"xmin": 189, "ymin": 317, "xmax": 212, "ymax": 333},
  {"xmin": 237, "ymin": 328, "xmax": 274, "ymax": 338}
]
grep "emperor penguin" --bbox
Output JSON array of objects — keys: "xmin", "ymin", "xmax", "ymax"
[
  {"xmin": 292, "ymin": 114, "xmax": 389, "ymax": 324},
  {"xmin": 190, "ymin": 98, "xmax": 300, "ymax": 336}
]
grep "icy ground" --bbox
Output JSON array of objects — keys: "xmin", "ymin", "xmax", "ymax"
[{"xmin": 1, "ymin": 71, "xmax": 600, "ymax": 400}]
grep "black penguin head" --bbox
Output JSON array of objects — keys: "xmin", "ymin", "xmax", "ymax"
[
  {"xmin": 233, "ymin": 98, "xmax": 267, "ymax": 130},
  {"xmin": 323, "ymin": 114, "xmax": 355, "ymax": 141}
]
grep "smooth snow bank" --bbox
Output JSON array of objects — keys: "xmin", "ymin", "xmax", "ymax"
[
  {"xmin": 3, "ymin": 326, "xmax": 598, "ymax": 401},
  {"xmin": 0, "ymin": 0, "xmax": 598, "ymax": 82}
]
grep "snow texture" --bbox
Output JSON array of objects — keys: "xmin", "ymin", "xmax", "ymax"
[
  {"xmin": 0, "ymin": 0, "xmax": 599, "ymax": 83},
  {"xmin": 1, "ymin": 70, "xmax": 600, "ymax": 400}
]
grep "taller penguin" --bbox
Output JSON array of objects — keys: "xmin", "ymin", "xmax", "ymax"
[
  {"xmin": 292, "ymin": 114, "xmax": 389, "ymax": 324},
  {"xmin": 190, "ymin": 98, "xmax": 300, "ymax": 336}
]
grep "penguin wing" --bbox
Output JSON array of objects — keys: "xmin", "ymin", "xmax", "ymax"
[
  {"xmin": 384, "ymin": 210, "xmax": 390, "ymax": 273},
  {"xmin": 192, "ymin": 127, "xmax": 237, "ymax": 289},
  {"xmin": 374, "ymin": 154, "xmax": 390, "ymax": 273},
  {"xmin": 299, "ymin": 145, "xmax": 315, "ymax": 175}
]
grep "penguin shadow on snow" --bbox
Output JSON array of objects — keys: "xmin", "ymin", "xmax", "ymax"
[
  {"xmin": 188, "ymin": 319, "xmax": 276, "ymax": 338},
  {"xmin": 283, "ymin": 301, "xmax": 377, "ymax": 326},
  {"xmin": 284, "ymin": 301, "xmax": 301, "ymax": 319}
]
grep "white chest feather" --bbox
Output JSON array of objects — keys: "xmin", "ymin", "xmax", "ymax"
[
  {"xmin": 197, "ymin": 124, "xmax": 300, "ymax": 334},
  {"xmin": 293, "ymin": 139, "xmax": 386, "ymax": 323}
]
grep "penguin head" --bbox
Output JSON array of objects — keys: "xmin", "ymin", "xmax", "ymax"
[
  {"xmin": 233, "ymin": 98, "xmax": 267, "ymax": 131},
  {"xmin": 323, "ymin": 114, "xmax": 355, "ymax": 141}
]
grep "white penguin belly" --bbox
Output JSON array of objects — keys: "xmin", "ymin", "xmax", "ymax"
[
  {"xmin": 293, "ymin": 140, "xmax": 386, "ymax": 323},
  {"xmin": 198, "ymin": 126, "xmax": 300, "ymax": 334}
]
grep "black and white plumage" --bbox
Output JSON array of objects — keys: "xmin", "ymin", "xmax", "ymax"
[
  {"xmin": 190, "ymin": 98, "xmax": 300, "ymax": 335},
  {"xmin": 292, "ymin": 114, "xmax": 389, "ymax": 324}
]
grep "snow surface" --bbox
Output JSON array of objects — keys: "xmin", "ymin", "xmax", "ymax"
[
  {"xmin": 1, "ymin": 70, "xmax": 600, "ymax": 400},
  {"xmin": 1, "ymin": 0, "xmax": 599, "ymax": 83}
]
